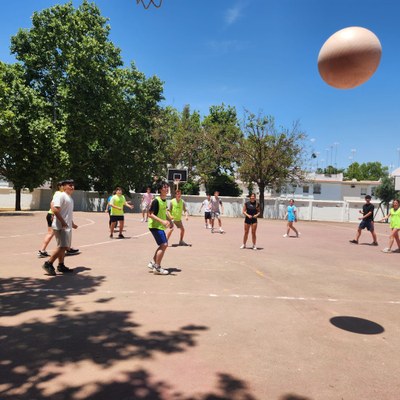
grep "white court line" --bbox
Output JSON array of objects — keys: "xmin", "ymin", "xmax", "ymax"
[
  {"xmin": 14, "ymin": 231, "xmax": 151, "ymax": 255},
  {"xmin": 1, "ymin": 218, "xmax": 96, "ymax": 240},
  {"xmin": 9, "ymin": 289, "xmax": 400, "ymax": 305}
]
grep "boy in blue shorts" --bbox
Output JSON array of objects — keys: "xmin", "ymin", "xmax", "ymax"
[
  {"xmin": 147, "ymin": 181, "xmax": 172, "ymax": 275},
  {"xmin": 349, "ymin": 195, "xmax": 378, "ymax": 245}
]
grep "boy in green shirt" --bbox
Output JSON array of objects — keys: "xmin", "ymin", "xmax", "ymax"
[
  {"xmin": 148, "ymin": 181, "xmax": 172, "ymax": 275},
  {"xmin": 167, "ymin": 190, "xmax": 190, "ymax": 246},
  {"xmin": 109, "ymin": 187, "xmax": 134, "ymax": 238}
]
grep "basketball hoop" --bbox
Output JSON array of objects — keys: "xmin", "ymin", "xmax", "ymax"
[
  {"xmin": 136, "ymin": 0, "xmax": 163, "ymax": 9},
  {"xmin": 174, "ymin": 178, "xmax": 181, "ymax": 191}
]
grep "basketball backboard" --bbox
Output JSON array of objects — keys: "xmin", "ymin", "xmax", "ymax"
[
  {"xmin": 395, "ymin": 176, "xmax": 400, "ymax": 191},
  {"xmin": 167, "ymin": 168, "xmax": 187, "ymax": 183}
]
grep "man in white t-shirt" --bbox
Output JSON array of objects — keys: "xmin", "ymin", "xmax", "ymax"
[
  {"xmin": 210, "ymin": 190, "xmax": 224, "ymax": 233},
  {"xmin": 42, "ymin": 179, "xmax": 78, "ymax": 276}
]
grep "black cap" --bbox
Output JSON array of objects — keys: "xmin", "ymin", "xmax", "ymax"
[{"xmin": 61, "ymin": 179, "xmax": 75, "ymax": 185}]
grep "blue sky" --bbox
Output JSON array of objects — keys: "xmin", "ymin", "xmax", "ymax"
[{"xmin": 1, "ymin": 0, "xmax": 399, "ymax": 171}]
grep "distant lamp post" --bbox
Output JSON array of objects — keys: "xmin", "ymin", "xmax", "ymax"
[
  {"xmin": 397, "ymin": 147, "xmax": 400, "ymax": 167},
  {"xmin": 350, "ymin": 149, "xmax": 356, "ymax": 164}
]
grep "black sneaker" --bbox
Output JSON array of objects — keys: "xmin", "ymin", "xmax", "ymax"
[
  {"xmin": 57, "ymin": 263, "xmax": 74, "ymax": 273},
  {"xmin": 37, "ymin": 250, "xmax": 50, "ymax": 258},
  {"xmin": 349, "ymin": 240, "xmax": 358, "ymax": 244},
  {"xmin": 42, "ymin": 261, "xmax": 56, "ymax": 276},
  {"xmin": 66, "ymin": 248, "xmax": 80, "ymax": 256},
  {"xmin": 372, "ymin": 242, "xmax": 378, "ymax": 246},
  {"xmin": 118, "ymin": 234, "xmax": 125, "ymax": 239}
]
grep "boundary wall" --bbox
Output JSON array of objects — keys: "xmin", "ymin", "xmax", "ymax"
[{"xmin": 0, "ymin": 188, "xmax": 387, "ymax": 222}]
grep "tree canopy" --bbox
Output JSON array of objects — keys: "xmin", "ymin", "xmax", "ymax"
[
  {"xmin": 344, "ymin": 161, "xmax": 388, "ymax": 181},
  {"xmin": 238, "ymin": 111, "xmax": 307, "ymax": 215}
]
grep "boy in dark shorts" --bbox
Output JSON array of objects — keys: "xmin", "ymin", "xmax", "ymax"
[
  {"xmin": 349, "ymin": 195, "xmax": 378, "ymax": 245},
  {"xmin": 147, "ymin": 181, "xmax": 172, "ymax": 275}
]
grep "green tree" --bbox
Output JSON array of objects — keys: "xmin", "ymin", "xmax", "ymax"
[
  {"xmin": 0, "ymin": 62, "xmax": 54, "ymax": 210},
  {"xmin": 9, "ymin": 1, "xmax": 164, "ymax": 192},
  {"xmin": 206, "ymin": 173, "xmax": 242, "ymax": 197},
  {"xmin": 238, "ymin": 111, "xmax": 307, "ymax": 216},
  {"xmin": 344, "ymin": 162, "xmax": 388, "ymax": 181},
  {"xmin": 197, "ymin": 104, "xmax": 243, "ymax": 183},
  {"xmin": 375, "ymin": 176, "xmax": 398, "ymax": 215}
]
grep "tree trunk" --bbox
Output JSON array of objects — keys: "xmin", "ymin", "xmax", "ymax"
[
  {"xmin": 258, "ymin": 183, "xmax": 265, "ymax": 218},
  {"xmin": 15, "ymin": 188, "xmax": 21, "ymax": 211}
]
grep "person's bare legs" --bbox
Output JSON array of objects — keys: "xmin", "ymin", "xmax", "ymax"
[
  {"xmin": 251, "ymin": 223, "xmax": 257, "ymax": 247},
  {"xmin": 242, "ymin": 223, "xmax": 250, "ymax": 246},
  {"xmin": 153, "ymin": 243, "xmax": 168, "ymax": 266},
  {"xmin": 40, "ymin": 227, "xmax": 54, "ymax": 252}
]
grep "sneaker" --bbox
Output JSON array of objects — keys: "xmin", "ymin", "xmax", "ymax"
[
  {"xmin": 382, "ymin": 248, "xmax": 392, "ymax": 253},
  {"xmin": 42, "ymin": 261, "xmax": 56, "ymax": 276},
  {"xmin": 118, "ymin": 234, "xmax": 125, "ymax": 239},
  {"xmin": 219, "ymin": 228, "xmax": 224, "ymax": 233},
  {"xmin": 37, "ymin": 250, "xmax": 50, "ymax": 258},
  {"xmin": 57, "ymin": 263, "xmax": 73, "ymax": 273},
  {"xmin": 240, "ymin": 244, "xmax": 246, "ymax": 249},
  {"xmin": 179, "ymin": 240, "xmax": 190, "ymax": 246},
  {"xmin": 371, "ymin": 242, "xmax": 378, "ymax": 246},
  {"xmin": 147, "ymin": 261, "xmax": 155, "ymax": 272},
  {"xmin": 283, "ymin": 234, "xmax": 288, "ymax": 238},
  {"xmin": 66, "ymin": 248, "xmax": 80, "ymax": 256},
  {"xmin": 349, "ymin": 239, "xmax": 358, "ymax": 244},
  {"xmin": 154, "ymin": 266, "xmax": 169, "ymax": 275},
  {"xmin": 253, "ymin": 245, "xmax": 257, "ymax": 250},
  {"xmin": 296, "ymin": 232, "xmax": 301, "ymax": 238},
  {"xmin": 141, "ymin": 218, "xmax": 144, "ymax": 222},
  {"xmin": 211, "ymin": 228, "xmax": 214, "ymax": 233}
]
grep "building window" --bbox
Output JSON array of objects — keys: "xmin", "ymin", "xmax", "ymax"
[
  {"xmin": 360, "ymin": 187, "xmax": 367, "ymax": 196},
  {"xmin": 371, "ymin": 187, "xmax": 376, "ymax": 197},
  {"xmin": 313, "ymin": 184, "xmax": 321, "ymax": 194},
  {"xmin": 303, "ymin": 185, "xmax": 309, "ymax": 194}
]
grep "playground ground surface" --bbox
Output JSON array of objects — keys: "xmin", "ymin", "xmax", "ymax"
[{"xmin": 1, "ymin": 211, "xmax": 399, "ymax": 400}]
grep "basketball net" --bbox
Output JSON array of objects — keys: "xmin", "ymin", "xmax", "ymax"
[
  {"xmin": 136, "ymin": 0, "xmax": 163, "ymax": 9},
  {"xmin": 174, "ymin": 178, "xmax": 181, "ymax": 191}
]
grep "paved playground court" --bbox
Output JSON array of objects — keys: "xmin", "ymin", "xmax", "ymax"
[{"xmin": 1, "ymin": 211, "xmax": 399, "ymax": 400}]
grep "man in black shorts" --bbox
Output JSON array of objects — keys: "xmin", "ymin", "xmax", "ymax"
[{"xmin": 349, "ymin": 195, "xmax": 378, "ymax": 245}]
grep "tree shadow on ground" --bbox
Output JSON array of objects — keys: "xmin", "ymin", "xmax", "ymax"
[
  {"xmin": 0, "ymin": 274, "xmax": 105, "ymax": 317},
  {"xmin": 0, "ymin": 310, "xmax": 208, "ymax": 400}
]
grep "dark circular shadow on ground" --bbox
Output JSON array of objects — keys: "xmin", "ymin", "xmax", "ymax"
[{"xmin": 330, "ymin": 316, "xmax": 384, "ymax": 334}]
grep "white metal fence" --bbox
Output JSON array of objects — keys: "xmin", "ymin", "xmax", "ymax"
[{"xmin": 0, "ymin": 188, "xmax": 387, "ymax": 222}]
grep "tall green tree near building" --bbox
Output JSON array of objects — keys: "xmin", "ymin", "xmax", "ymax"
[
  {"xmin": 239, "ymin": 111, "xmax": 307, "ymax": 216},
  {"xmin": 0, "ymin": 63, "xmax": 55, "ymax": 210},
  {"xmin": 9, "ymin": 1, "xmax": 164, "ymax": 192},
  {"xmin": 197, "ymin": 104, "xmax": 243, "ymax": 186}
]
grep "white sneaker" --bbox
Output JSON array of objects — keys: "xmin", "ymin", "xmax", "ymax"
[
  {"xmin": 141, "ymin": 218, "xmax": 144, "ymax": 222},
  {"xmin": 253, "ymin": 245, "xmax": 257, "ymax": 250},
  {"xmin": 283, "ymin": 234, "xmax": 288, "ymax": 238},
  {"xmin": 147, "ymin": 261, "xmax": 155, "ymax": 272},
  {"xmin": 240, "ymin": 244, "xmax": 246, "ymax": 249},
  {"xmin": 154, "ymin": 266, "xmax": 169, "ymax": 275},
  {"xmin": 296, "ymin": 232, "xmax": 301, "ymax": 238},
  {"xmin": 382, "ymin": 248, "xmax": 392, "ymax": 253},
  {"xmin": 219, "ymin": 228, "xmax": 224, "ymax": 233}
]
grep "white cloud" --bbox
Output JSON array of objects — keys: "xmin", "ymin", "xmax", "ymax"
[{"xmin": 225, "ymin": 4, "xmax": 243, "ymax": 25}]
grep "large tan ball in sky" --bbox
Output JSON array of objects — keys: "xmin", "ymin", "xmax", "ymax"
[{"xmin": 318, "ymin": 26, "xmax": 382, "ymax": 89}]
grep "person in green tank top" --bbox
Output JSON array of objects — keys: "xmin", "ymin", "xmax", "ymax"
[
  {"xmin": 167, "ymin": 190, "xmax": 190, "ymax": 246},
  {"xmin": 109, "ymin": 187, "xmax": 134, "ymax": 239},
  {"xmin": 147, "ymin": 181, "xmax": 172, "ymax": 275},
  {"xmin": 380, "ymin": 199, "xmax": 400, "ymax": 253}
]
